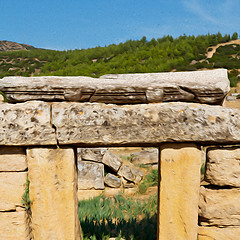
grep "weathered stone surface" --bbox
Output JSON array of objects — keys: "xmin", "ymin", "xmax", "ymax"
[
  {"xmin": 0, "ymin": 101, "xmax": 56, "ymax": 146},
  {"xmin": 0, "ymin": 210, "xmax": 27, "ymax": 240},
  {"xmin": 198, "ymin": 226, "xmax": 240, "ymax": 240},
  {"xmin": 102, "ymin": 151, "xmax": 122, "ymax": 172},
  {"xmin": 27, "ymin": 147, "xmax": 81, "ymax": 240},
  {"xmin": 131, "ymin": 148, "xmax": 158, "ymax": 165},
  {"xmin": 117, "ymin": 163, "xmax": 143, "ymax": 183},
  {"xmin": 121, "ymin": 177, "xmax": 135, "ymax": 188},
  {"xmin": 205, "ymin": 147, "xmax": 240, "ymax": 187},
  {"xmin": 78, "ymin": 161, "xmax": 104, "ymax": 190},
  {"xmin": 0, "ymin": 147, "xmax": 27, "ymax": 171},
  {"xmin": 199, "ymin": 186, "xmax": 240, "ymax": 227},
  {"xmin": 52, "ymin": 102, "xmax": 240, "ymax": 145},
  {"xmin": 0, "ymin": 69, "xmax": 229, "ymax": 104},
  {"xmin": 0, "ymin": 172, "xmax": 27, "ymax": 211},
  {"xmin": 159, "ymin": 143, "xmax": 202, "ymax": 240},
  {"xmin": 105, "ymin": 173, "xmax": 121, "ymax": 188},
  {"xmin": 78, "ymin": 148, "xmax": 107, "ymax": 162}
]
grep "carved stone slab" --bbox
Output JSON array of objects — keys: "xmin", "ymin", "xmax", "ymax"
[
  {"xmin": 52, "ymin": 102, "xmax": 240, "ymax": 145},
  {"xmin": 0, "ymin": 69, "xmax": 229, "ymax": 104}
]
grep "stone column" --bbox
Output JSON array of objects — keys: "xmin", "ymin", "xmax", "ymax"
[
  {"xmin": 158, "ymin": 143, "xmax": 201, "ymax": 240},
  {"xmin": 27, "ymin": 147, "xmax": 81, "ymax": 240}
]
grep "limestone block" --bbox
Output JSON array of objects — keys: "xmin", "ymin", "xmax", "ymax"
[
  {"xmin": 205, "ymin": 147, "xmax": 240, "ymax": 187},
  {"xmin": 199, "ymin": 186, "xmax": 240, "ymax": 227},
  {"xmin": 198, "ymin": 226, "xmax": 240, "ymax": 240},
  {"xmin": 77, "ymin": 147, "xmax": 107, "ymax": 162},
  {"xmin": 159, "ymin": 143, "xmax": 202, "ymax": 240},
  {"xmin": 27, "ymin": 147, "xmax": 81, "ymax": 240},
  {"xmin": 0, "ymin": 101, "xmax": 56, "ymax": 146},
  {"xmin": 105, "ymin": 173, "xmax": 121, "ymax": 188},
  {"xmin": 0, "ymin": 69, "xmax": 229, "ymax": 104},
  {"xmin": 52, "ymin": 102, "xmax": 240, "ymax": 145},
  {"xmin": 117, "ymin": 163, "xmax": 143, "ymax": 183},
  {"xmin": 78, "ymin": 161, "xmax": 104, "ymax": 190},
  {"xmin": 0, "ymin": 172, "xmax": 27, "ymax": 211},
  {"xmin": 131, "ymin": 148, "xmax": 159, "ymax": 165},
  {"xmin": 102, "ymin": 151, "xmax": 122, "ymax": 172},
  {"xmin": 0, "ymin": 147, "xmax": 27, "ymax": 171},
  {"xmin": 0, "ymin": 210, "xmax": 27, "ymax": 240}
]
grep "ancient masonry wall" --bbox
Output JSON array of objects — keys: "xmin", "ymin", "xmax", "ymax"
[{"xmin": 0, "ymin": 69, "xmax": 240, "ymax": 240}]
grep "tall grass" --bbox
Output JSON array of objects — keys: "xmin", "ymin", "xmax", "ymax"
[{"xmin": 79, "ymin": 194, "xmax": 157, "ymax": 240}]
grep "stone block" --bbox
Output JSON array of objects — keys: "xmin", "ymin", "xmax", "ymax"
[
  {"xmin": 0, "ymin": 172, "xmax": 27, "ymax": 211},
  {"xmin": 199, "ymin": 186, "xmax": 240, "ymax": 227},
  {"xmin": 78, "ymin": 161, "xmax": 104, "ymax": 190},
  {"xmin": 117, "ymin": 163, "xmax": 143, "ymax": 183},
  {"xmin": 77, "ymin": 147, "xmax": 107, "ymax": 162},
  {"xmin": 102, "ymin": 151, "xmax": 122, "ymax": 172},
  {"xmin": 27, "ymin": 147, "xmax": 81, "ymax": 240},
  {"xmin": 131, "ymin": 148, "xmax": 159, "ymax": 165},
  {"xmin": 105, "ymin": 173, "xmax": 121, "ymax": 188},
  {"xmin": 198, "ymin": 226, "xmax": 240, "ymax": 240},
  {"xmin": 159, "ymin": 143, "xmax": 201, "ymax": 240},
  {"xmin": 205, "ymin": 147, "xmax": 240, "ymax": 187},
  {"xmin": 0, "ymin": 210, "xmax": 27, "ymax": 240},
  {"xmin": 0, "ymin": 147, "xmax": 27, "ymax": 171},
  {"xmin": 52, "ymin": 102, "xmax": 240, "ymax": 145},
  {"xmin": 0, "ymin": 101, "xmax": 56, "ymax": 146}
]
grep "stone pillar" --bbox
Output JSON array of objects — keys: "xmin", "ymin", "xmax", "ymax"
[
  {"xmin": 158, "ymin": 143, "xmax": 201, "ymax": 240},
  {"xmin": 27, "ymin": 147, "xmax": 81, "ymax": 240}
]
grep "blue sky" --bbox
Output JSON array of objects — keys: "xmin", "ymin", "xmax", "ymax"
[{"xmin": 0, "ymin": 0, "xmax": 239, "ymax": 50}]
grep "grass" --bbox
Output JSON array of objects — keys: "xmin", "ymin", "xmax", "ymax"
[
  {"xmin": 138, "ymin": 169, "xmax": 158, "ymax": 194},
  {"xmin": 79, "ymin": 194, "xmax": 157, "ymax": 240}
]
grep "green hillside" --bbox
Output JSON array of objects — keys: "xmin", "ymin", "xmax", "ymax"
[{"xmin": 0, "ymin": 32, "xmax": 239, "ymax": 86}]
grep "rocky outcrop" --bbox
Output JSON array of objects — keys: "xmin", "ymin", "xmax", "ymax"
[
  {"xmin": 0, "ymin": 40, "xmax": 35, "ymax": 52},
  {"xmin": 0, "ymin": 101, "xmax": 56, "ymax": 146},
  {"xmin": 0, "ymin": 69, "xmax": 229, "ymax": 104},
  {"xmin": 205, "ymin": 147, "xmax": 240, "ymax": 187},
  {"xmin": 199, "ymin": 186, "xmax": 240, "ymax": 227},
  {"xmin": 52, "ymin": 102, "xmax": 240, "ymax": 145}
]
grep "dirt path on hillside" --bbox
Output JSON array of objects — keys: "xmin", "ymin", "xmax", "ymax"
[{"xmin": 206, "ymin": 39, "xmax": 240, "ymax": 58}]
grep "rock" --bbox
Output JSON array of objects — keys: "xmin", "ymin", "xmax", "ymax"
[
  {"xmin": 0, "ymin": 172, "xmax": 27, "ymax": 211},
  {"xmin": 205, "ymin": 147, "xmax": 240, "ymax": 187},
  {"xmin": 105, "ymin": 173, "xmax": 121, "ymax": 188},
  {"xmin": 102, "ymin": 151, "xmax": 122, "ymax": 172},
  {"xmin": 0, "ymin": 147, "xmax": 27, "ymax": 171},
  {"xmin": 121, "ymin": 177, "xmax": 135, "ymax": 188},
  {"xmin": 27, "ymin": 147, "xmax": 81, "ymax": 240},
  {"xmin": 78, "ymin": 161, "xmax": 104, "ymax": 190},
  {"xmin": 0, "ymin": 69, "xmax": 229, "ymax": 104},
  {"xmin": 159, "ymin": 143, "xmax": 201, "ymax": 240},
  {"xmin": 52, "ymin": 102, "xmax": 240, "ymax": 145},
  {"xmin": 78, "ymin": 148, "xmax": 107, "ymax": 162},
  {"xmin": 198, "ymin": 226, "xmax": 240, "ymax": 240},
  {"xmin": 0, "ymin": 210, "xmax": 27, "ymax": 240},
  {"xmin": 0, "ymin": 101, "xmax": 56, "ymax": 146},
  {"xmin": 131, "ymin": 148, "xmax": 158, "ymax": 165},
  {"xmin": 117, "ymin": 163, "xmax": 143, "ymax": 183},
  {"xmin": 199, "ymin": 186, "xmax": 240, "ymax": 227}
]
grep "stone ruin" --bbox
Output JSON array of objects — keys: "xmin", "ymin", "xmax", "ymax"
[{"xmin": 0, "ymin": 69, "xmax": 240, "ymax": 240}]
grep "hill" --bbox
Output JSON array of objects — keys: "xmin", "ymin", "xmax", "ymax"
[
  {"xmin": 0, "ymin": 40, "xmax": 35, "ymax": 52},
  {"xmin": 0, "ymin": 33, "xmax": 239, "ymax": 87}
]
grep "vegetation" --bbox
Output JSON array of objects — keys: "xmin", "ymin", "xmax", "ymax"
[
  {"xmin": 79, "ymin": 194, "xmax": 157, "ymax": 240},
  {"xmin": 0, "ymin": 32, "xmax": 239, "ymax": 85},
  {"xmin": 22, "ymin": 175, "xmax": 32, "ymax": 211},
  {"xmin": 138, "ymin": 169, "xmax": 158, "ymax": 194}
]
